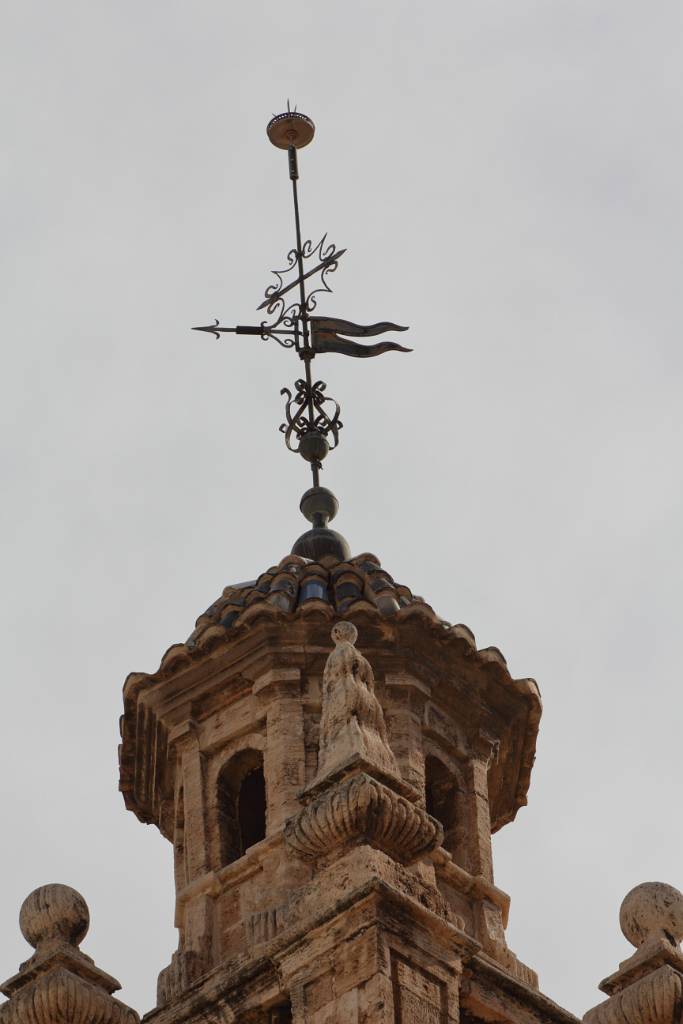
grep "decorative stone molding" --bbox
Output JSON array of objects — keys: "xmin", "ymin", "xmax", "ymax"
[
  {"xmin": 0, "ymin": 885, "xmax": 138, "ymax": 1024},
  {"xmin": 0, "ymin": 967, "xmax": 139, "ymax": 1024},
  {"xmin": 284, "ymin": 770, "xmax": 442, "ymax": 864},
  {"xmin": 584, "ymin": 966, "xmax": 682, "ymax": 1024},
  {"xmin": 584, "ymin": 882, "xmax": 683, "ymax": 1024}
]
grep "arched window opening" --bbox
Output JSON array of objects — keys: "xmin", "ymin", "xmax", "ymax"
[
  {"xmin": 238, "ymin": 766, "xmax": 266, "ymax": 853},
  {"xmin": 269, "ymin": 1002, "xmax": 293, "ymax": 1023},
  {"xmin": 425, "ymin": 755, "xmax": 458, "ymax": 840},
  {"xmin": 217, "ymin": 749, "xmax": 266, "ymax": 866}
]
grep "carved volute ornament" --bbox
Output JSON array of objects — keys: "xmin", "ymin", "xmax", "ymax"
[
  {"xmin": 0, "ymin": 885, "xmax": 138, "ymax": 1024},
  {"xmin": 284, "ymin": 624, "xmax": 442, "ymax": 865},
  {"xmin": 317, "ymin": 620, "xmax": 399, "ymax": 780},
  {"xmin": 584, "ymin": 882, "xmax": 683, "ymax": 1024}
]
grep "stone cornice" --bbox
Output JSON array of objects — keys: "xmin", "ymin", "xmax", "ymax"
[
  {"xmin": 462, "ymin": 954, "xmax": 581, "ymax": 1024},
  {"xmin": 173, "ymin": 832, "xmax": 285, "ymax": 925},
  {"xmin": 142, "ymin": 878, "xmax": 480, "ymax": 1024}
]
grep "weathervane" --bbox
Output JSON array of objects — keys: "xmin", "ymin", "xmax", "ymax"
[{"xmin": 193, "ymin": 106, "xmax": 411, "ymax": 558}]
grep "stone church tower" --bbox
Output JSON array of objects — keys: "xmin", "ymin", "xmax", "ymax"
[
  {"xmin": 114, "ymin": 541, "xmax": 550, "ymax": 1022},
  {"xmin": 2, "ymin": 110, "xmax": 682, "ymax": 1024}
]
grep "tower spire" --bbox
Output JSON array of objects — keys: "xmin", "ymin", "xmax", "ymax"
[{"xmin": 192, "ymin": 107, "xmax": 411, "ymax": 557}]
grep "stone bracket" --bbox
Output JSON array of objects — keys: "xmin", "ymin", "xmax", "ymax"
[{"xmin": 283, "ymin": 771, "xmax": 442, "ymax": 865}]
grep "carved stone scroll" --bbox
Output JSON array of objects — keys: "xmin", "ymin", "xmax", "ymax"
[
  {"xmin": 0, "ymin": 968, "xmax": 139, "ymax": 1024},
  {"xmin": 584, "ymin": 966, "xmax": 683, "ymax": 1024},
  {"xmin": 284, "ymin": 771, "xmax": 442, "ymax": 865}
]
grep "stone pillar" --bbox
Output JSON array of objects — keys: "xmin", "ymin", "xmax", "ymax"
[
  {"xmin": 584, "ymin": 882, "xmax": 683, "ymax": 1024},
  {"xmin": 278, "ymin": 891, "xmax": 464, "ymax": 1023},
  {"xmin": 172, "ymin": 721, "xmax": 209, "ymax": 881},
  {"xmin": 0, "ymin": 884, "xmax": 138, "ymax": 1024},
  {"xmin": 255, "ymin": 668, "xmax": 305, "ymax": 833},
  {"xmin": 384, "ymin": 673, "xmax": 428, "ymax": 796},
  {"xmin": 166, "ymin": 722, "xmax": 214, "ymax": 996},
  {"xmin": 278, "ymin": 909, "xmax": 397, "ymax": 1024},
  {"xmin": 461, "ymin": 733, "xmax": 509, "ymax": 961},
  {"xmin": 462, "ymin": 734, "xmax": 497, "ymax": 883}
]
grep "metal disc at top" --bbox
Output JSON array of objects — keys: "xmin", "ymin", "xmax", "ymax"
[{"xmin": 267, "ymin": 111, "xmax": 315, "ymax": 150}]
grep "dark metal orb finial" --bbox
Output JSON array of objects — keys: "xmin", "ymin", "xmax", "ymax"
[
  {"xmin": 291, "ymin": 527, "xmax": 350, "ymax": 563},
  {"xmin": 300, "ymin": 486, "xmax": 339, "ymax": 527},
  {"xmin": 267, "ymin": 111, "xmax": 315, "ymax": 150},
  {"xmin": 291, "ymin": 485, "xmax": 349, "ymax": 563}
]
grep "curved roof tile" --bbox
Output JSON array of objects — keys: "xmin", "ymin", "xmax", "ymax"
[{"xmin": 186, "ymin": 552, "xmax": 437, "ymax": 652}]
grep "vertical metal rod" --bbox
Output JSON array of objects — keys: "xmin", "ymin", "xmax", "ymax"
[{"xmin": 289, "ymin": 144, "xmax": 319, "ymax": 488}]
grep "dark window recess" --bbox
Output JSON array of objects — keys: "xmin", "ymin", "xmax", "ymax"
[
  {"xmin": 424, "ymin": 755, "xmax": 458, "ymax": 837},
  {"xmin": 238, "ymin": 767, "xmax": 266, "ymax": 853},
  {"xmin": 269, "ymin": 1004, "xmax": 293, "ymax": 1024},
  {"xmin": 217, "ymin": 750, "xmax": 266, "ymax": 866}
]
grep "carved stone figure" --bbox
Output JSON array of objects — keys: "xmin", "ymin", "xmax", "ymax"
[
  {"xmin": 284, "ymin": 623, "xmax": 442, "ymax": 865},
  {"xmin": 317, "ymin": 620, "xmax": 399, "ymax": 780}
]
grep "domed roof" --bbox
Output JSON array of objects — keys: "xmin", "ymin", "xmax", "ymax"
[
  {"xmin": 129, "ymin": 548, "xmax": 520, "ymax": 684},
  {"xmin": 186, "ymin": 551, "xmax": 436, "ymax": 650}
]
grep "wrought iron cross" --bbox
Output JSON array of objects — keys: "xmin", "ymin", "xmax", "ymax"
[{"xmin": 193, "ymin": 107, "xmax": 411, "ymax": 493}]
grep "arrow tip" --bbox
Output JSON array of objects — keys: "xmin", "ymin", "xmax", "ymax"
[{"xmin": 192, "ymin": 319, "xmax": 221, "ymax": 340}]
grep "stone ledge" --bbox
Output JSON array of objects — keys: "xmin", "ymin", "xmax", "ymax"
[{"xmin": 430, "ymin": 847, "xmax": 511, "ymax": 926}]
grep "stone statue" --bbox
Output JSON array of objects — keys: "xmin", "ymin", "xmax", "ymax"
[
  {"xmin": 284, "ymin": 622, "xmax": 441, "ymax": 865},
  {"xmin": 317, "ymin": 621, "xmax": 399, "ymax": 779}
]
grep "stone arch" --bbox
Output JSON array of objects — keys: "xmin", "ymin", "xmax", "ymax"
[
  {"xmin": 217, "ymin": 749, "xmax": 266, "ymax": 866},
  {"xmin": 423, "ymin": 751, "xmax": 470, "ymax": 867}
]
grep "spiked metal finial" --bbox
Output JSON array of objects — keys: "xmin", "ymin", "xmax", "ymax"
[
  {"xmin": 266, "ymin": 109, "xmax": 315, "ymax": 150},
  {"xmin": 192, "ymin": 108, "xmax": 411, "ymax": 541}
]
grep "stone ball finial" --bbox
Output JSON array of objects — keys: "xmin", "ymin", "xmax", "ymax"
[
  {"xmin": 331, "ymin": 621, "xmax": 357, "ymax": 645},
  {"xmin": 19, "ymin": 884, "xmax": 90, "ymax": 950},
  {"xmin": 620, "ymin": 882, "xmax": 683, "ymax": 949}
]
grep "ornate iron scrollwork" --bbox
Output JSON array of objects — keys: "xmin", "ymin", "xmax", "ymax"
[
  {"xmin": 259, "ymin": 235, "xmax": 345, "ymax": 345},
  {"xmin": 279, "ymin": 379, "xmax": 342, "ymax": 453},
  {"xmin": 192, "ymin": 108, "xmax": 410, "ymax": 492}
]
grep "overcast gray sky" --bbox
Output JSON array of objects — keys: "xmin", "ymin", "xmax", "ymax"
[{"xmin": 1, "ymin": 1, "xmax": 682, "ymax": 1017}]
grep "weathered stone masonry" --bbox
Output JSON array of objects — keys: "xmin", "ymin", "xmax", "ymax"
[{"xmin": 3, "ymin": 552, "xmax": 682, "ymax": 1024}]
